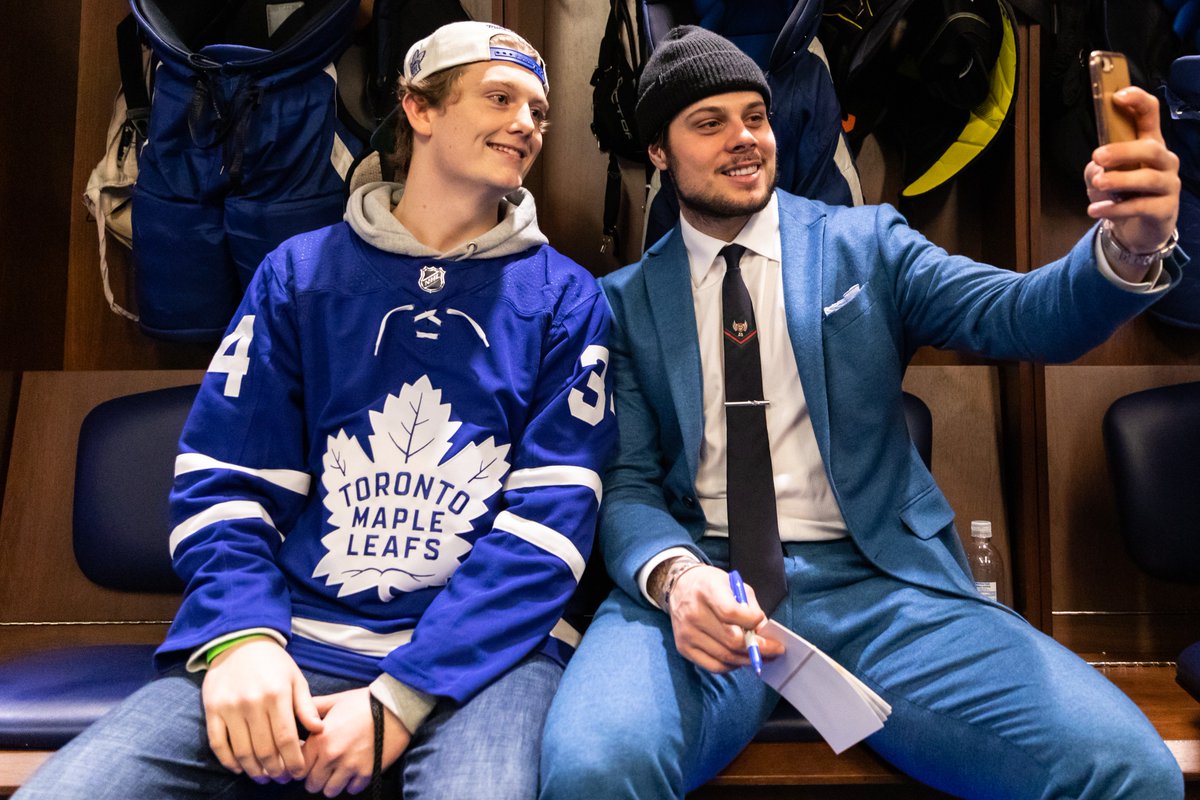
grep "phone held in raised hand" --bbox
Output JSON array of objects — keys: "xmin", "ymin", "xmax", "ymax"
[{"xmin": 1089, "ymin": 50, "xmax": 1137, "ymax": 153}]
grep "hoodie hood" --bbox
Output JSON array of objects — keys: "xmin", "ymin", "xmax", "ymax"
[{"xmin": 345, "ymin": 182, "xmax": 548, "ymax": 260}]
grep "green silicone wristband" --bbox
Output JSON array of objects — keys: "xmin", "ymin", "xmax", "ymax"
[{"xmin": 206, "ymin": 634, "xmax": 266, "ymax": 665}]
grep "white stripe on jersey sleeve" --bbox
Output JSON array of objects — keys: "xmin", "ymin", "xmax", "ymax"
[
  {"xmin": 175, "ymin": 453, "xmax": 311, "ymax": 495},
  {"xmin": 169, "ymin": 500, "xmax": 280, "ymax": 556},
  {"xmin": 290, "ymin": 616, "xmax": 580, "ymax": 656},
  {"xmin": 492, "ymin": 511, "xmax": 586, "ymax": 583},
  {"xmin": 503, "ymin": 465, "xmax": 602, "ymax": 505},
  {"xmin": 292, "ymin": 617, "xmax": 414, "ymax": 657}
]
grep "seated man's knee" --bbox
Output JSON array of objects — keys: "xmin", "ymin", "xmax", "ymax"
[
  {"xmin": 1093, "ymin": 734, "xmax": 1182, "ymax": 798},
  {"xmin": 1054, "ymin": 721, "xmax": 1183, "ymax": 799},
  {"xmin": 540, "ymin": 702, "xmax": 676, "ymax": 798}
]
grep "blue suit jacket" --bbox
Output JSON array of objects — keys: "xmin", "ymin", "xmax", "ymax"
[{"xmin": 598, "ymin": 190, "xmax": 1183, "ymax": 606}]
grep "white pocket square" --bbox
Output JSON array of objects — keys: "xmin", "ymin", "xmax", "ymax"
[{"xmin": 823, "ymin": 283, "xmax": 862, "ymax": 317}]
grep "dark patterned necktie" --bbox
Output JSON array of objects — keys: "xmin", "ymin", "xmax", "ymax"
[{"xmin": 721, "ymin": 244, "xmax": 787, "ymax": 614}]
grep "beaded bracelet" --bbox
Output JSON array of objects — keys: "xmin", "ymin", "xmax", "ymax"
[{"xmin": 661, "ymin": 559, "xmax": 706, "ymax": 612}]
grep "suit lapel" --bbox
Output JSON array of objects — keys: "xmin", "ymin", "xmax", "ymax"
[
  {"xmin": 778, "ymin": 196, "xmax": 831, "ymax": 460},
  {"xmin": 643, "ymin": 232, "xmax": 704, "ymax": 480}
]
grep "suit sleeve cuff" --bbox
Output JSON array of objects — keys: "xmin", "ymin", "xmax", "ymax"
[
  {"xmin": 370, "ymin": 674, "xmax": 436, "ymax": 736},
  {"xmin": 185, "ymin": 628, "xmax": 287, "ymax": 673}
]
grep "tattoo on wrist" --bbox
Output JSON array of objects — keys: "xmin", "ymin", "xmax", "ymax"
[{"xmin": 656, "ymin": 557, "xmax": 705, "ymax": 611}]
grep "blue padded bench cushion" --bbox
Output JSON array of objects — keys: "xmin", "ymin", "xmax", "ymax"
[
  {"xmin": 1103, "ymin": 381, "xmax": 1200, "ymax": 582},
  {"xmin": 0, "ymin": 644, "xmax": 158, "ymax": 749},
  {"xmin": 72, "ymin": 384, "xmax": 197, "ymax": 593}
]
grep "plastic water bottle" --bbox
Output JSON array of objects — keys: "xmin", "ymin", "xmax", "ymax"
[{"xmin": 967, "ymin": 520, "xmax": 1006, "ymax": 604}]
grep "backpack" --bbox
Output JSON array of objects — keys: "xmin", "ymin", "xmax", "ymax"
[
  {"xmin": 589, "ymin": 0, "xmax": 648, "ymax": 255},
  {"xmin": 83, "ymin": 13, "xmax": 152, "ymax": 322},
  {"xmin": 1043, "ymin": 0, "xmax": 1184, "ymax": 183}
]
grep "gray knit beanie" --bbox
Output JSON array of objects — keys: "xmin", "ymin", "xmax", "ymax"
[{"xmin": 635, "ymin": 25, "xmax": 771, "ymax": 145}]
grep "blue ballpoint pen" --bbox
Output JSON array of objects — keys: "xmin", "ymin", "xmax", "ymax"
[{"xmin": 728, "ymin": 570, "xmax": 763, "ymax": 675}]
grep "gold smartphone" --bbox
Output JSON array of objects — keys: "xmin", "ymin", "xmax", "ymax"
[{"xmin": 1089, "ymin": 50, "xmax": 1137, "ymax": 148}]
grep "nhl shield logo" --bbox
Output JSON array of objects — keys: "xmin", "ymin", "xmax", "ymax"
[{"xmin": 418, "ymin": 265, "xmax": 446, "ymax": 293}]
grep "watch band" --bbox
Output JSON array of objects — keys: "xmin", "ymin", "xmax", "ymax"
[{"xmin": 1100, "ymin": 221, "xmax": 1179, "ymax": 270}]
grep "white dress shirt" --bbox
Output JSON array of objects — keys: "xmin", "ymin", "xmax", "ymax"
[{"xmin": 681, "ymin": 195, "xmax": 848, "ymax": 544}]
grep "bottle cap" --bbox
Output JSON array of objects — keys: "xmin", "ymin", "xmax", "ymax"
[{"xmin": 970, "ymin": 520, "xmax": 992, "ymax": 539}]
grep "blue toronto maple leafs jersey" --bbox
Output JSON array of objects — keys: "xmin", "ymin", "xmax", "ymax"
[{"xmin": 156, "ymin": 221, "xmax": 616, "ymax": 703}]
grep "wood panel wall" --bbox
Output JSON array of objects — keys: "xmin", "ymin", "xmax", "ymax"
[
  {"xmin": 0, "ymin": 0, "xmax": 79, "ymax": 370},
  {"xmin": 0, "ymin": 371, "xmax": 200, "ymax": 658},
  {"xmin": 0, "ymin": 373, "xmax": 17, "ymax": 521}
]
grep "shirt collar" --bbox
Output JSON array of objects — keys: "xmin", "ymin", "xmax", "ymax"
[{"xmin": 680, "ymin": 193, "xmax": 782, "ymax": 289}]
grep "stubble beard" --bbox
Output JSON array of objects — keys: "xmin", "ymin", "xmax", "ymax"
[{"xmin": 667, "ymin": 151, "xmax": 777, "ymax": 224}]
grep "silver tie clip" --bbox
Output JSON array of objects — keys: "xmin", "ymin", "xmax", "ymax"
[{"xmin": 725, "ymin": 400, "xmax": 770, "ymax": 407}]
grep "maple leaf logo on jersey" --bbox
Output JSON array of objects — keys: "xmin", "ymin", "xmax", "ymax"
[{"xmin": 315, "ymin": 376, "xmax": 510, "ymax": 600}]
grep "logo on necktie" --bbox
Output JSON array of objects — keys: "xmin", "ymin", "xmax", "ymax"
[{"xmin": 725, "ymin": 319, "xmax": 755, "ymax": 345}]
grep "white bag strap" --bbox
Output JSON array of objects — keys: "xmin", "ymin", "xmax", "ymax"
[{"xmin": 83, "ymin": 87, "xmax": 139, "ymax": 322}]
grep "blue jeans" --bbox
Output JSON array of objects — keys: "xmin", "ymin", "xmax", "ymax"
[
  {"xmin": 540, "ymin": 539, "xmax": 1183, "ymax": 800},
  {"xmin": 16, "ymin": 653, "xmax": 560, "ymax": 800}
]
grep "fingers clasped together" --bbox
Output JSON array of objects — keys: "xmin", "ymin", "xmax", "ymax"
[{"xmin": 202, "ymin": 637, "xmax": 409, "ymax": 797}]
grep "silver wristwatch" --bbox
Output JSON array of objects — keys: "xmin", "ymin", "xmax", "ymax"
[{"xmin": 1100, "ymin": 221, "xmax": 1179, "ymax": 270}]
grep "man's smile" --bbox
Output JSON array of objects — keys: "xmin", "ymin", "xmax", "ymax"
[{"xmin": 488, "ymin": 141, "xmax": 528, "ymax": 159}]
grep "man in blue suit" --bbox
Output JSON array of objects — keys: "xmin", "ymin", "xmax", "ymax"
[{"xmin": 540, "ymin": 26, "xmax": 1185, "ymax": 800}]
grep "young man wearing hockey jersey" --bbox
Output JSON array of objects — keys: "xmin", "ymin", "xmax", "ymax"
[{"xmin": 17, "ymin": 21, "xmax": 614, "ymax": 800}]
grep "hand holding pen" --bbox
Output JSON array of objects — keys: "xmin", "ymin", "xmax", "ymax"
[
  {"xmin": 659, "ymin": 561, "xmax": 783, "ymax": 673},
  {"xmin": 728, "ymin": 570, "xmax": 763, "ymax": 675}
]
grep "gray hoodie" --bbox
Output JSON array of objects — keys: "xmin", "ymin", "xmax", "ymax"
[{"xmin": 345, "ymin": 182, "xmax": 549, "ymax": 260}]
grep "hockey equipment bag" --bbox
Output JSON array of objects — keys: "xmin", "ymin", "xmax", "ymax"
[
  {"xmin": 129, "ymin": 0, "xmax": 363, "ymax": 342},
  {"xmin": 366, "ymin": 0, "xmax": 471, "ymax": 129},
  {"xmin": 590, "ymin": 0, "xmax": 647, "ymax": 255},
  {"xmin": 818, "ymin": 0, "xmax": 1019, "ymax": 197},
  {"xmin": 340, "ymin": 0, "xmax": 472, "ymax": 190},
  {"xmin": 336, "ymin": 0, "xmax": 471, "ymax": 144}
]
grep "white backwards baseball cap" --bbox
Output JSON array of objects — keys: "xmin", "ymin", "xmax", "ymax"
[{"xmin": 403, "ymin": 21, "xmax": 548, "ymax": 92}]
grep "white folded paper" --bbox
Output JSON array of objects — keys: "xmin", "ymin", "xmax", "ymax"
[{"xmin": 757, "ymin": 619, "xmax": 891, "ymax": 754}]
